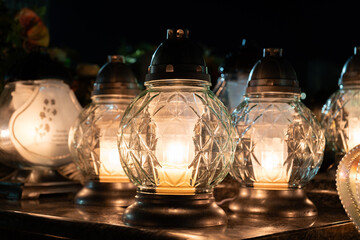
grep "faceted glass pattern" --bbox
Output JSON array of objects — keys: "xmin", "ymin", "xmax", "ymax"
[
  {"xmin": 321, "ymin": 88, "xmax": 360, "ymax": 154},
  {"xmin": 69, "ymin": 96, "xmax": 133, "ymax": 182},
  {"xmin": 231, "ymin": 94, "xmax": 325, "ymax": 189},
  {"xmin": 118, "ymin": 80, "xmax": 235, "ymax": 195}
]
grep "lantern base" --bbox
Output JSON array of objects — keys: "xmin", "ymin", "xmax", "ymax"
[
  {"xmin": 123, "ymin": 192, "xmax": 227, "ymax": 228},
  {"xmin": 0, "ymin": 168, "xmax": 81, "ymax": 200},
  {"xmin": 75, "ymin": 181, "xmax": 136, "ymax": 207},
  {"xmin": 229, "ymin": 187, "xmax": 317, "ymax": 217}
]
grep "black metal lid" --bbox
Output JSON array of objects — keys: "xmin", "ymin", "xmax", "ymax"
[
  {"xmin": 220, "ymin": 39, "xmax": 260, "ymax": 74},
  {"xmin": 145, "ymin": 29, "xmax": 210, "ymax": 82},
  {"xmin": 92, "ymin": 55, "xmax": 140, "ymax": 96},
  {"xmin": 246, "ymin": 48, "xmax": 301, "ymax": 94},
  {"xmin": 339, "ymin": 47, "xmax": 360, "ymax": 87},
  {"xmin": 5, "ymin": 48, "xmax": 72, "ymax": 84}
]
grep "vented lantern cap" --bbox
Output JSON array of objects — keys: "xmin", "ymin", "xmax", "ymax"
[
  {"xmin": 145, "ymin": 29, "xmax": 210, "ymax": 82},
  {"xmin": 246, "ymin": 48, "xmax": 301, "ymax": 94},
  {"xmin": 92, "ymin": 55, "xmax": 140, "ymax": 96}
]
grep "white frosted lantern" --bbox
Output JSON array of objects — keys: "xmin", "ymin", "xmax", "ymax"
[{"xmin": 0, "ymin": 51, "xmax": 82, "ymax": 199}]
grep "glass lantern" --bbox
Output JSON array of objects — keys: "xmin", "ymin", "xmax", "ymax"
[
  {"xmin": 322, "ymin": 47, "xmax": 360, "ymax": 168},
  {"xmin": 230, "ymin": 48, "xmax": 325, "ymax": 217},
  {"xmin": 118, "ymin": 29, "xmax": 235, "ymax": 227},
  {"xmin": 213, "ymin": 39, "xmax": 260, "ymax": 111},
  {"xmin": 0, "ymin": 50, "xmax": 82, "ymax": 199},
  {"xmin": 69, "ymin": 55, "xmax": 140, "ymax": 206}
]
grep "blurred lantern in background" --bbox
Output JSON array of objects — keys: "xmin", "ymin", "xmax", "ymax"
[
  {"xmin": 72, "ymin": 63, "xmax": 100, "ymax": 107},
  {"xmin": 230, "ymin": 48, "xmax": 325, "ymax": 217},
  {"xmin": 118, "ymin": 29, "xmax": 235, "ymax": 227},
  {"xmin": 213, "ymin": 39, "xmax": 260, "ymax": 111},
  {"xmin": 0, "ymin": 48, "xmax": 82, "ymax": 199},
  {"xmin": 69, "ymin": 55, "xmax": 140, "ymax": 206},
  {"xmin": 322, "ymin": 47, "xmax": 360, "ymax": 171}
]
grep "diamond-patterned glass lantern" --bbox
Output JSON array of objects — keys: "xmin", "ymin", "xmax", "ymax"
[
  {"xmin": 322, "ymin": 47, "xmax": 360, "ymax": 158},
  {"xmin": 119, "ymin": 87, "xmax": 232, "ymax": 195},
  {"xmin": 232, "ymin": 95, "xmax": 324, "ymax": 189},
  {"xmin": 230, "ymin": 48, "xmax": 325, "ymax": 217},
  {"xmin": 69, "ymin": 55, "xmax": 140, "ymax": 206},
  {"xmin": 118, "ymin": 29, "xmax": 235, "ymax": 227}
]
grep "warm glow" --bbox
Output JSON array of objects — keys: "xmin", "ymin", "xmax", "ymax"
[
  {"xmin": 8, "ymin": 80, "xmax": 81, "ymax": 167},
  {"xmin": 164, "ymin": 141, "xmax": 188, "ymax": 166},
  {"xmin": 99, "ymin": 138, "xmax": 128, "ymax": 182},
  {"xmin": 261, "ymin": 151, "xmax": 282, "ymax": 173},
  {"xmin": 0, "ymin": 129, "xmax": 9, "ymax": 138},
  {"xmin": 156, "ymin": 140, "xmax": 194, "ymax": 195},
  {"xmin": 348, "ymin": 118, "xmax": 360, "ymax": 151},
  {"xmin": 253, "ymin": 138, "xmax": 290, "ymax": 189}
]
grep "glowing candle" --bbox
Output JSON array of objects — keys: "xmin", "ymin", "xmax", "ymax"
[
  {"xmin": 99, "ymin": 136, "xmax": 128, "ymax": 183},
  {"xmin": 253, "ymin": 138, "xmax": 290, "ymax": 189},
  {"xmin": 156, "ymin": 140, "xmax": 194, "ymax": 195}
]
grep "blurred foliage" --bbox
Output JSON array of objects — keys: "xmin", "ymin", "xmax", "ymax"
[
  {"xmin": 16, "ymin": 7, "xmax": 49, "ymax": 51},
  {"xmin": 116, "ymin": 40, "xmax": 155, "ymax": 64},
  {"xmin": 0, "ymin": 0, "xmax": 23, "ymax": 89},
  {"xmin": 116, "ymin": 40, "xmax": 156, "ymax": 89},
  {"xmin": 0, "ymin": 0, "xmax": 50, "ymax": 90}
]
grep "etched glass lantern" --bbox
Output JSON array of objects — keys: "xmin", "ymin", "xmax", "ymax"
[
  {"xmin": 322, "ymin": 47, "xmax": 360, "ymax": 164},
  {"xmin": 118, "ymin": 29, "xmax": 235, "ymax": 227},
  {"xmin": 0, "ymin": 51, "xmax": 82, "ymax": 199},
  {"xmin": 230, "ymin": 48, "xmax": 325, "ymax": 217},
  {"xmin": 69, "ymin": 55, "xmax": 140, "ymax": 206}
]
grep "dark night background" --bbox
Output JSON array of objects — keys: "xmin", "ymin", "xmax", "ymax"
[{"xmin": 4, "ymin": 0, "xmax": 360, "ymax": 112}]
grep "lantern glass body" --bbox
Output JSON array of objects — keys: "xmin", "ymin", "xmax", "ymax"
[
  {"xmin": 321, "ymin": 86, "xmax": 360, "ymax": 154},
  {"xmin": 215, "ymin": 72, "xmax": 249, "ymax": 111},
  {"xmin": 118, "ymin": 79, "xmax": 235, "ymax": 195},
  {"xmin": 0, "ymin": 79, "xmax": 82, "ymax": 169},
  {"xmin": 231, "ymin": 93, "xmax": 325, "ymax": 189},
  {"xmin": 69, "ymin": 95, "xmax": 134, "ymax": 183}
]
